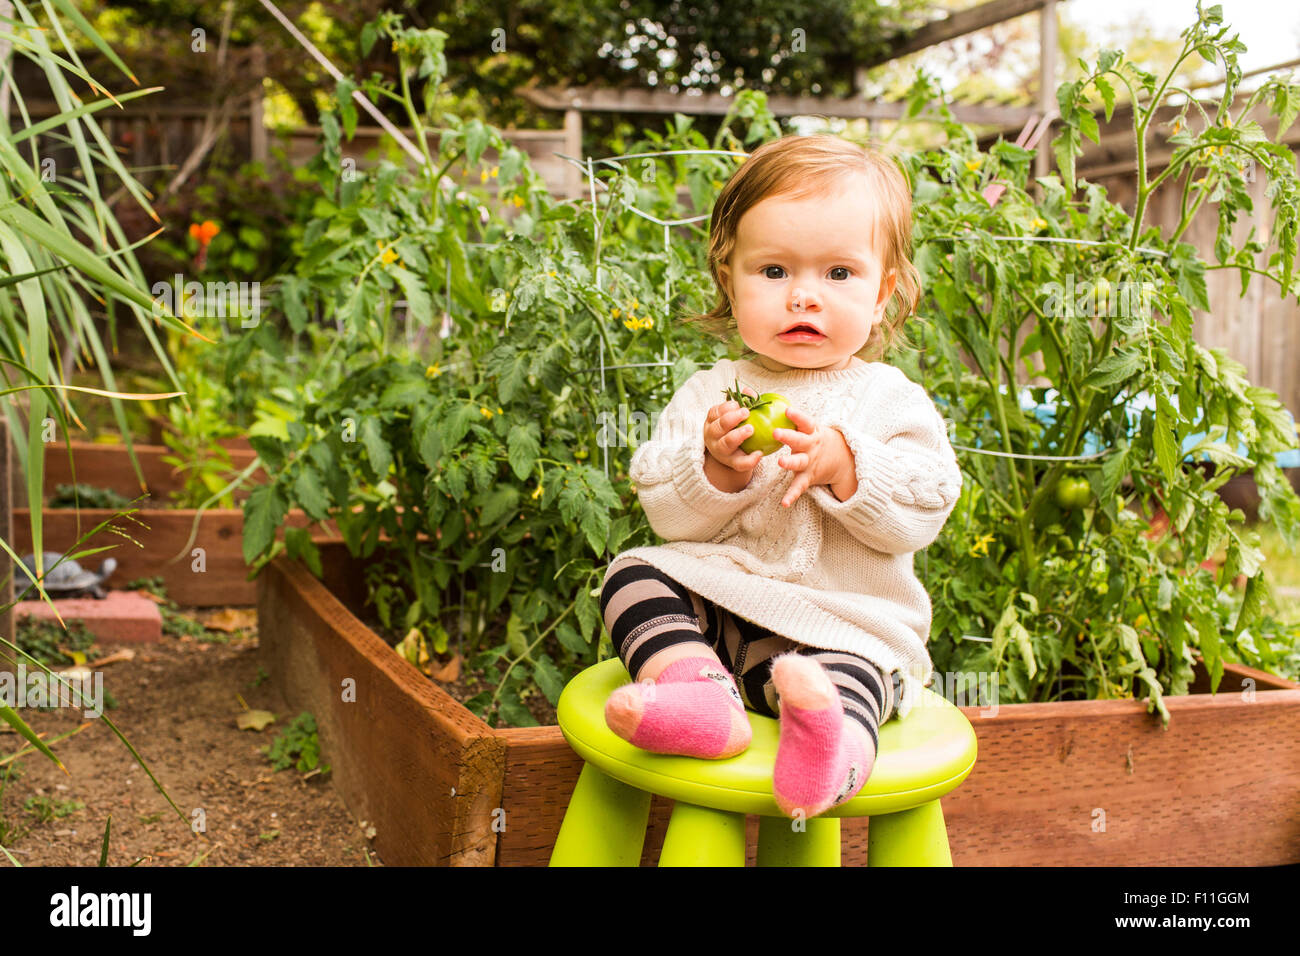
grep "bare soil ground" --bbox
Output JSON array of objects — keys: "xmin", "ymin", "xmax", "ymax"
[{"xmin": 0, "ymin": 622, "xmax": 383, "ymax": 867}]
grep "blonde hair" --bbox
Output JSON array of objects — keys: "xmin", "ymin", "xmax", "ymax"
[{"xmin": 685, "ymin": 133, "xmax": 921, "ymax": 363}]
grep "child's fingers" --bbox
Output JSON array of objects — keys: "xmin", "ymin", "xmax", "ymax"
[
  {"xmin": 728, "ymin": 422, "xmax": 754, "ymax": 452},
  {"xmin": 781, "ymin": 476, "xmax": 808, "ymax": 507}
]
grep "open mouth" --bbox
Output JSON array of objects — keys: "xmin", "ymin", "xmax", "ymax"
[{"xmin": 779, "ymin": 324, "xmax": 824, "ymax": 338}]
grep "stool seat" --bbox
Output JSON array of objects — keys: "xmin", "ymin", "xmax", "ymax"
[{"xmin": 551, "ymin": 657, "xmax": 977, "ymax": 865}]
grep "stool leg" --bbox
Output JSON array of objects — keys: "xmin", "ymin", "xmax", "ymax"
[
  {"xmin": 550, "ymin": 762, "xmax": 651, "ymax": 866},
  {"xmin": 658, "ymin": 802, "xmax": 746, "ymax": 866},
  {"xmin": 757, "ymin": 814, "xmax": 841, "ymax": 866},
  {"xmin": 867, "ymin": 799, "xmax": 952, "ymax": 866}
]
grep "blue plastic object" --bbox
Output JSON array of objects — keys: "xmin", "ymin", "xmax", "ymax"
[{"xmin": 931, "ymin": 387, "xmax": 1300, "ymax": 468}]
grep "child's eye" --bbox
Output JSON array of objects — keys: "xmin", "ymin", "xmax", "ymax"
[
  {"xmin": 761, "ymin": 266, "xmax": 786, "ymax": 279},
  {"xmin": 829, "ymin": 267, "xmax": 852, "ymax": 280}
]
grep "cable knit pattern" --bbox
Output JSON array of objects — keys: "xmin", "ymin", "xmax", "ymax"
[{"xmin": 610, "ymin": 356, "xmax": 964, "ymax": 719}]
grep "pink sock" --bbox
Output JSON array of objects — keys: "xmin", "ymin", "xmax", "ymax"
[
  {"xmin": 605, "ymin": 655, "xmax": 752, "ymax": 759},
  {"xmin": 770, "ymin": 653, "xmax": 876, "ymax": 819}
]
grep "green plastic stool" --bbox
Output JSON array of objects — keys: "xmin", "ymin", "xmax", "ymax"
[{"xmin": 549, "ymin": 657, "xmax": 977, "ymax": 866}]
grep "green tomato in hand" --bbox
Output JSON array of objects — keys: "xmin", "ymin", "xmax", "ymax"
[{"xmin": 723, "ymin": 378, "xmax": 795, "ymax": 456}]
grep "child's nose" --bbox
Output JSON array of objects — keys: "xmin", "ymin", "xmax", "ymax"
[{"xmin": 789, "ymin": 287, "xmax": 821, "ymax": 312}]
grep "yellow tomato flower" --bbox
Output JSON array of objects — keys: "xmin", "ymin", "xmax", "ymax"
[
  {"xmin": 382, "ymin": 249, "xmax": 398, "ymax": 265},
  {"xmin": 1193, "ymin": 177, "xmax": 1207, "ymax": 187},
  {"xmin": 1171, "ymin": 120, "xmax": 1182, "ymax": 135},
  {"xmin": 497, "ymin": 406, "xmax": 503, "ymax": 415},
  {"xmin": 490, "ymin": 166, "xmax": 499, "ymax": 178},
  {"xmin": 480, "ymin": 169, "xmax": 489, "ymax": 184},
  {"xmin": 968, "ymin": 532, "xmax": 995, "ymax": 558},
  {"xmin": 623, "ymin": 318, "xmax": 636, "ymax": 330},
  {"xmin": 531, "ymin": 484, "xmax": 543, "ymax": 500},
  {"xmin": 611, "ymin": 308, "xmax": 621, "ymax": 319},
  {"xmin": 965, "ymin": 158, "xmax": 983, "ymax": 172},
  {"xmin": 512, "ymin": 195, "xmax": 525, "ymax": 207},
  {"xmin": 630, "ymin": 298, "xmax": 640, "ymax": 310},
  {"xmin": 643, "ymin": 317, "xmax": 654, "ymax": 328},
  {"xmin": 1032, "ymin": 217, "xmax": 1047, "ymax": 230},
  {"xmin": 426, "ymin": 363, "xmax": 441, "ymax": 378},
  {"xmin": 548, "ymin": 270, "xmax": 557, "ymax": 277},
  {"xmin": 480, "ymin": 406, "xmax": 493, "ymax": 418}
]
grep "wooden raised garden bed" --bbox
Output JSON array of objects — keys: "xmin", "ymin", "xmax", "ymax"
[
  {"xmin": 11, "ymin": 507, "xmax": 327, "ymax": 606},
  {"xmin": 10, "ymin": 441, "xmax": 304, "ymax": 606},
  {"xmin": 258, "ymin": 539, "xmax": 1300, "ymax": 866},
  {"xmin": 35, "ymin": 439, "xmax": 264, "ymax": 504}
]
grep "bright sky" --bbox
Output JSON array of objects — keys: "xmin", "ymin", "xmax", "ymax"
[
  {"xmin": 900, "ymin": 0, "xmax": 1300, "ymax": 94},
  {"xmin": 1067, "ymin": 0, "xmax": 1300, "ymax": 73}
]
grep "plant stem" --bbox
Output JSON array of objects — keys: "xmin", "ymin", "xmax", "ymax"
[
  {"xmin": 991, "ymin": 355, "xmax": 1034, "ymax": 565},
  {"xmin": 488, "ymin": 592, "xmax": 579, "ymax": 718},
  {"xmin": 1129, "ymin": 45, "xmax": 1195, "ymax": 252},
  {"xmin": 398, "ymin": 63, "xmax": 435, "ymax": 174}
]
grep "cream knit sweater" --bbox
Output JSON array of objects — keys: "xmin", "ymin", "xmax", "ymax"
[{"xmin": 609, "ymin": 355, "xmax": 963, "ymax": 719}]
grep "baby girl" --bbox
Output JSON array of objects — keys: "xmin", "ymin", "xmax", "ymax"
[{"xmin": 599, "ymin": 133, "xmax": 963, "ymax": 820}]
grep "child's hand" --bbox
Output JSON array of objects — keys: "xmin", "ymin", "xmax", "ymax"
[
  {"xmin": 704, "ymin": 387, "xmax": 765, "ymax": 474},
  {"xmin": 773, "ymin": 408, "xmax": 855, "ymax": 508}
]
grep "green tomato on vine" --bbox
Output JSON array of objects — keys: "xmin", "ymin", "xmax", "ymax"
[{"xmin": 1055, "ymin": 474, "xmax": 1093, "ymax": 510}]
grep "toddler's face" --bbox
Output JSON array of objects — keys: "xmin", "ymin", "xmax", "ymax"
[{"xmin": 717, "ymin": 174, "xmax": 897, "ymax": 372}]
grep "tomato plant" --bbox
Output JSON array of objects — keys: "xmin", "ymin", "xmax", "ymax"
[{"xmin": 907, "ymin": 5, "xmax": 1300, "ymax": 724}]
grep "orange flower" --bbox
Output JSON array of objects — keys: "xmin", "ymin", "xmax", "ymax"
[{"xmin": 197, "ymin": 220, "xmax": 220, "ymax": 244}]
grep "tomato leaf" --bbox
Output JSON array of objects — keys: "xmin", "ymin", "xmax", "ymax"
[{"xmin": 506, "ymin": 422, "xmax": 541, "ymax": 480}]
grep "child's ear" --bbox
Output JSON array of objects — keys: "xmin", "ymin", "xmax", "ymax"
[
  {"xmin": 717, "ymin": 262, "xmax": 733, "ymax": 301},
  {"xmin": 875, "ymin": 269, "xmax": 898, "ymax": 316}
]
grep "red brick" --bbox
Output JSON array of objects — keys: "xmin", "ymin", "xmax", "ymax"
[{"xmin": 15, "ymin": 590, "xmax": 163, "ymax": 643}]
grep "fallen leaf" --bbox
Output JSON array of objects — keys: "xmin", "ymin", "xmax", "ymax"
[
  {"xmin": 428, "ymin": 653, "xmax": 461, "ymax": 682},
  {"xmin": 235, "ymin": 710, "xmax": 276, "ymax": 732},
  {"xmin": 89, "ymin": 649, "xmax": 136, "ymax": 667},
  {"xmin": 202, "ymin": 608, "xmax": 257, "ymax": 632},
  {"xmin": 395, "ymin": 627, "xmax": 430, "ymax": 671},
  {"xmin": 136, "ymin": 590, "xmax": 167, "ymax": 604}
]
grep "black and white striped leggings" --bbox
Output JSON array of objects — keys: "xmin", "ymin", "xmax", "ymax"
[{"xmin": 600, "ymin": 555, "xmax": 901, "ymax": 751}]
